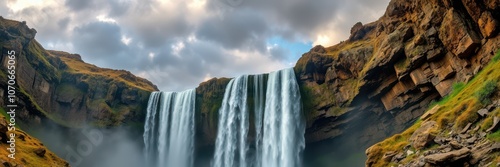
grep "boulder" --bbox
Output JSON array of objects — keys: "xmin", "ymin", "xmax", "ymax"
[
  {"xmin": 410, "ymin": 121, "xmax": 438, "ymax": 149},
  {"xmin": 477, "ymin": 109, "xmax": 489, "ymax": 117},
  {"xmin": 34, "ymin": 148, "xmax": 46, "ymax": 157},
  {"xmin": 424, "ymin": 147, "xmax": 471, "ymax": 165}
]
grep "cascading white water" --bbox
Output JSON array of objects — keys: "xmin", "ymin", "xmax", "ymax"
[
  {"xmin": 261, "ymin": 68, "xmax": 305, "ymax": 167},
  {"xmin": 253, "ymin": 74, "xmax": 265, "ymax": 167},
  {"xmin": 144, "ymin": 92, "xmax": 161, "ymax": 167},
  {"xmin": 212, "ymin": 75, "xmax": 250, "ymax": 167},
  {"xmin": 143, "ymin": 89, "xmax": 196, "ymax": 167},
  {"xmin": 213, "ymin": 68, "xmax": 305, "ymax": 167}
]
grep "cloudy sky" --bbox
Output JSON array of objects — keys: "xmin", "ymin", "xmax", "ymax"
[{"xmin": 1, "ymin": 0, "xmax": 389, "ymax": 91}]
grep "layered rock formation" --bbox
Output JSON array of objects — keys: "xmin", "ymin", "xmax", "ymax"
[
  {"xmin": 0, "ymin": 17, "xmax": 158, "ymax": 130},
  {"xmin": 1, "ymin": 0, "xmax": 499, "ymax": 166},
  {"xmin": 296, "ymin": 0, "xmax": 500, "ymax": 152}
]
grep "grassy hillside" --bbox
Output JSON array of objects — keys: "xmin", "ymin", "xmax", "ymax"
[
  {"xmin": 367, "ymin": 50, "xmax": 500, "ymax": 166},
  {"xmin": 0, "ymin": 115, "xmax": 68, "ymax": 167}
]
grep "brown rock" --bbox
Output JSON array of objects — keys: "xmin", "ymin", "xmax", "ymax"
[
  {"xmin": 34, "ymin": 148, "xmax": 46, "ymax": 157},
  {"xmin": 435, "ymin": 79, "xmax": 454, "ymax": 97},
  {"xmin": 470, "ymin": 142, "xmax": 500, "ymax": 164},
  {"xmin": 450, "ymin": 140, "xmax": 463, "ymax": 149},
  {"xmin": 478, "ymin": 11, "xmax": 498, "ymax": 38},
  {"xmin": 460, "ymin": 123, "xmax": 472, "ymax": 134},
  {"xmin": 437, "ymin": 65, "xmax": 456, "ymax": 82},
  {"xmin": 438, "ymin": 9, "xmax": 481, "ymax": 58},
  {"xmin": 477, "ymin": 109, "xmax": 489, "ymax": 117},
  {"xmin": 382, "ymin": 151, "xmax": 397, "ymax": 162},
  {"xmin": 421, "ymin": 105, "xmax": 440, "ymax": 120},
  {"xmin": 410, "ymin": 121, "xmax": 438, "ymax": 150},
  {"xmin": 424, "ymin": 147, "xmax": 471, "ymax": 165},
  {"xmin": 487, "ymin": 117, "xmax": 500, "ymax": 132}
]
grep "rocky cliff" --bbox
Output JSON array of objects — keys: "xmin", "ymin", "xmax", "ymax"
[
  {"xmin": 0, "ymin": 16, "xmax": 158, "ymax": 131},
  {"xmin": 1, "ymin": 0, "xmax": 499, "ymax": 166},
  {"xmin": 189, "ymin": 0, "xmax": 500, "ymax": 165},
  {"xmin": 365, "ymin": 50, "xmax": 500, "ymax": 167}
]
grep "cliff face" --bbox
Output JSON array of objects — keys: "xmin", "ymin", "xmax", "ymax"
[
  {"xmin": 295, "ymin": 0, "xmax": 500, "ymax": 151},
  {"xmin": 1, "ymin": 0, "xmax": 499, "ymax": 165},
  {"xmin": 0, "ymin": 17, "xmax": 158, "ymax": 130},
  {"xmin": 180, "ymin": 1, "xmax": 500, "ymax": 160}
]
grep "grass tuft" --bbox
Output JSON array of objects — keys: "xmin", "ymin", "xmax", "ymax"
[{"xmin": 474, "ymin": 80, "xmax": 497, "ymax": 105}]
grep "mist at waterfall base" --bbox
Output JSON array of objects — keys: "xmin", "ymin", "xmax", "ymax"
[
  {"xmin": 144, "ymin": 68, "xmax": 306, "ymax": 167},
  {"xmin": 22, "ymin": 67, "xmax": 369, "ymax": 167},
  {"xmin": 26, "ymin": 119, "xmax": 146, "ymax": 167}
]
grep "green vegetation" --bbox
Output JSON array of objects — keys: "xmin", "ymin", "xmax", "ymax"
[
  {"xmin": 58, "ymin": 55, "xmax": 157, "ymax": 92},
  {"xmin": 492, "ymin": 49, "xmax": 500, "ymax": 62},
  {"xmin": 0, "ymin": 117, "xmax": 68, "ymax": 167},
  {"xmin": 369, "ymin": 49, "xmax": 500, "ymax": 166},
  {"xmin": 488, "ymin": 130, "xmax": 500, "ymax": 142},
  {"xmin": 55, "ymin": 83, "xmax": 85, "ymax": 98},
  {"xmin": 394, "ymin": 57, "xmax": 410, "ymax": 70},
  {"xmin": 25, "ymin": 40, "xmax": 60, "ymax": 82},
  {"xmin": 475, "ymin": 80, "xmax": 497, "ymax": 105}
]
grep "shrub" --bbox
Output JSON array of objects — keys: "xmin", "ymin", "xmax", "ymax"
[
  {"xmin": 492, "ymin": 49, "xmax": 500, "ymax": 62},
  {"xmin": 474, "ymin": 80, "xmax": 497, "ymax": 105}
]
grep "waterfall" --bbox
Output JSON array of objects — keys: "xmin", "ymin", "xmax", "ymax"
[
  {"xmin": 253, "ymin": 74, "xmax": 265, "ymax": 167},
  {"xmin": 212, "ymin": 75, "xmax": 250, "ymax": 167},
  {"xmin": 213, "ymin": 68, "xmax": 305, "ymax": 167},
  {"xmin": 261, "ymin": 68, "xmax": 305, "ymax": 167},
  {"xmin": 143, "ymin": 89, "xmax": 196, "ymax": 167}
]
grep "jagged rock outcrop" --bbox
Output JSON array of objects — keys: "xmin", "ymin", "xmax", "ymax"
[
  {"xmin": 1, "ymin": 0, "xmax": 499, "ymax": 165},
  {"xmin": 165, "ymin": 1, "xmax": 500, "ymax": 162},
  {"xmin": 0, "ymin": 17, "xmax": 158, "ymax": 130},
  {"xmin": 294, "ymin": 0, "xmax": 500, "ymax": 164}
]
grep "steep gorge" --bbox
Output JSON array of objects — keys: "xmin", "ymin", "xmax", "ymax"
[{"xmin": 0, "ymin": 0, "xmax": 499, "ymax": 166}]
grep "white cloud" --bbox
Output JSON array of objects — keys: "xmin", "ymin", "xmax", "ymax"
[
  {"xmin": 121, "ymin": 35, "xmax": 132, "ymax": 45},
  {"xmin": 2, "ymin": 0, "xmax": 390, "ymax": 91},
  {"xmin": 96, "ymin": 15, "xmax": 117, "ymax": 23}
]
